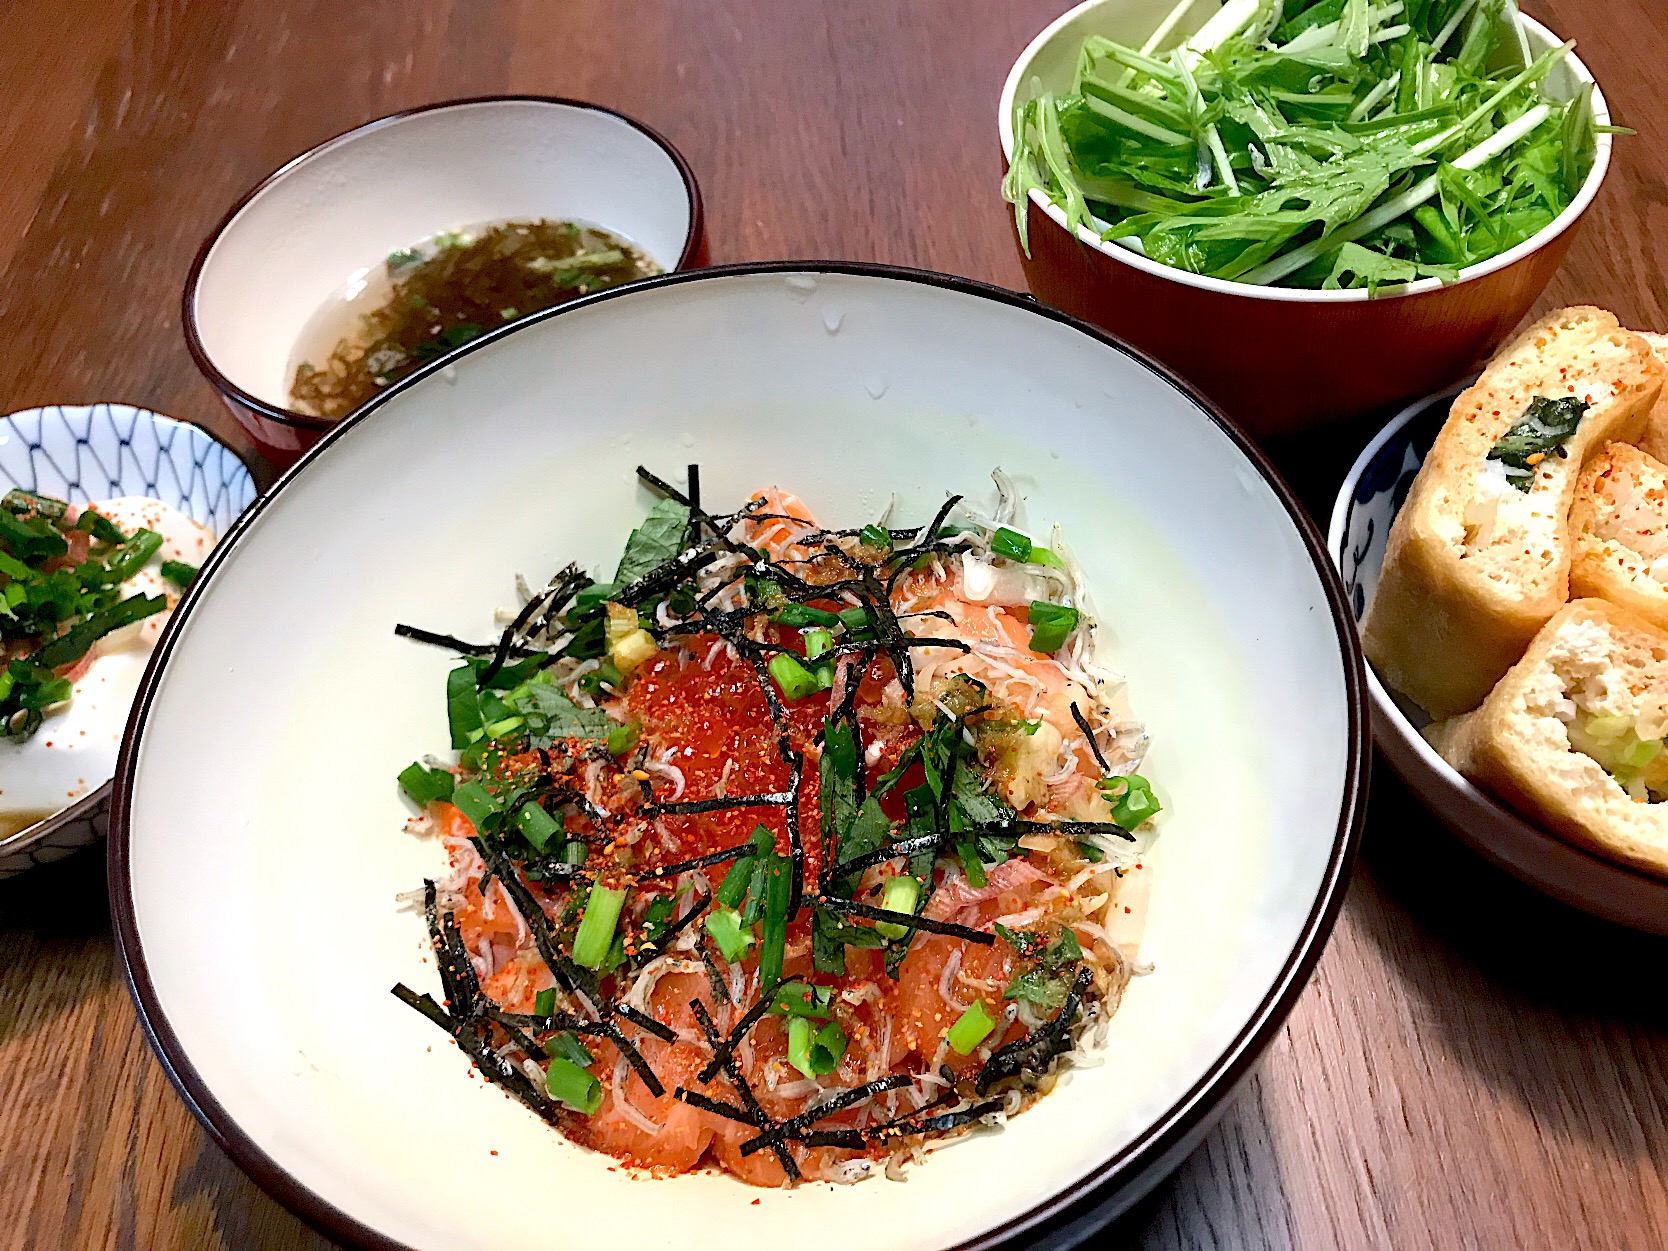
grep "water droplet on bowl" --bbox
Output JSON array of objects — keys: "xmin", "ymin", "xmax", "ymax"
[
  {"xmin": 865, "ymin": 378, "xmax": 888, "ymax": 400},
  {"xmin": 680, "ymin": 432, "xmax": 696, "ymax": 448},
  {"xmin": 442, "ymin": 365, "xmax": 458, "ymax": 384},
  {"xmin": 785, "ymin": 275, "xmax": 817, "ymax": 301},
  {"xmin": 822, "ymin": 309, "xmax": 843, "ymax": 334}
]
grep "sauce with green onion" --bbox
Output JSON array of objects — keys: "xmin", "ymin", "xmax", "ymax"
[{"xmin": 287, "ymin": 219, "xmax": 660, "ymax": 418}]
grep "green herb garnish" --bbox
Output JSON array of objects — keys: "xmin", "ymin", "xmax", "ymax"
[
  {"xmin": 1026, "ymin": 601, "xmax": 1079, "ymax": 653},
  {"xmin": 1486, "ymin": 395, "xmax": 1590, "ymax": 490}
]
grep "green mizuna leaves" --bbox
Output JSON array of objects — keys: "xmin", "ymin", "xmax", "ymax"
[{"xmin": 1004, "ymin": 0, "xmax": 1604, "ymax": 290}]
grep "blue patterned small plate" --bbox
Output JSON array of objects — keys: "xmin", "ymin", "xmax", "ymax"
[
  {"xmin": 1329, "ymin": 386, "xmax": 1668, "ymax": 934},
  {"xmin": 0, "ymin": 404, "xmax": 254, "ymax": 879}
]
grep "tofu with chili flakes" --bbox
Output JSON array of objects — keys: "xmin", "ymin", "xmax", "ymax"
[
  {"xmin": 1363, "ymin": 307, "xmax": 1663, "ymax": 719},
  {"xmin": 1570, "ymin": 442, "xmax": 1668, "ymax": 631}
]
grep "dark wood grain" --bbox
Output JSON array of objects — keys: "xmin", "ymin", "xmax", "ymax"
[{"xmin": 1, "ymin": 2, "xmax": 1666, "ymax": 1248}]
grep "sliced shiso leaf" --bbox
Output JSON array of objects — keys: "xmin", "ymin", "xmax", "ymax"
[{"xmin": 614, "ymin": 498, "xmax": 692, "ymax": 583}]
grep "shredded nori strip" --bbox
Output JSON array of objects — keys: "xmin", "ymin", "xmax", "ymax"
[
  {"xmin": 644, "ymin": 791, "xmax": 793, "ymax": 817},
  {"xmin": 392, "ymin": 985, "xmax": 562, "ymax": 1126},
  {"xmin": 965, "ymin": 818, "xmax": 1135, "ymax": 844},
  {"xmin": 673, "ymin": 1086, "xmax": 760, "ymax": 1126},
  {"xmin": 826, "ymin": 832, "xmax": 942, "ymax": 881},
  {"xmin": 1069, "ymin": 700, "xmax": 1113, "ymax": 776},
  {"xmin": 737, "ymin": 1074, "xmax": 914, "ymax": 1157},
  {"xmin": 636, "ymin": 842, "xmax": 759, "ymax": 879},
  {"xmin": 393, "ymin": 624, "xmax": 521, "ymax": 657},
  {"xmin": 697, "ymin": 936, "xmax": 731, "ymax": 1004},
  {"xmin": 612, "ymin": 1001, "xmax": 677, "ymax": 1044},
  {"xmin": 815, "ymin": 895, "xmax": 995, "ymax": 944},
  {"xmin": 479, "ymin": 563, "xmax": 587, "ymax": 685},
  {"xmin": 695, "ymin": 993, "xmax": 775, "ymax": 1083},
  {"xmin": 634, "ymin": 887, "xmax": 712, "ymax": 963},
  {"xmin": 471, "ymin": 836, "xmax": 587, "ymax": 999},
  {"xmin": 975, "ymin": 966, "xmax": 1093, "ymax": 1095},
  {"xmin": 690, "ymin": 998, "xmax": 798, "ymax": 1179}
]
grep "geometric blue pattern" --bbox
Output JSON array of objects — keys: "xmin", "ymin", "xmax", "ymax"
[
  {"xmin": 0, "ymin": 404, "xmax": 255, "ymax": 880},
  {"xmin": 0, "ymin": 403, "xmax": 254, "ymax": 533}
]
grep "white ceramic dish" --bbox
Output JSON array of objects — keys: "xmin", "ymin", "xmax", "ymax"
[
  {"xmin": 0, "ymin": 403, "xmax": 254, "ymax": 881},
  {"xmin": 1329, "ymin": 386, "xmax": 1668, "ymax": 935},
  {"xmin": 183, "ymin": 95, "xmax": 704, "ymax": 463},
  {"xmin": 114, "ymin": 264, "xmax": 1367, "ymax": 1249}
]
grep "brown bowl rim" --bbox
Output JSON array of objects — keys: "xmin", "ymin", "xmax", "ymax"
[{"xmin": 181, "ymin": 94, "xmax": 706, "ymax": 432}]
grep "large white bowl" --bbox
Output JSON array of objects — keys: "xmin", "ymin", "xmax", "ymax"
[
  {"xmin": 1330, "ymin": 387, "xmax": 1668, "ymax": 934},
  {"xmin": 113, "ymin": 265, "xmax": 1367, "ymax": 1249}
]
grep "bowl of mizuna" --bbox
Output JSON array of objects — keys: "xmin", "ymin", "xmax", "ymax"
[
  {"xmin": 999, "ymin": 0, "xmax": 1614, "ymax": 438},
  {"xmin": 184, "ymin": 96, "xmax": 705, "ymax": 469},
  {"xmin": 111, "ymin": 263, "xmax": 1367, "ymax": 1249}
]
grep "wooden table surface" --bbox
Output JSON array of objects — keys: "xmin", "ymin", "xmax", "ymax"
[{"xmin": 2, "ymin": 1, "xmax": 1666, "ymax": 1247}]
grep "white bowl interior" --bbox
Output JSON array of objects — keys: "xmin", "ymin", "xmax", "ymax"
[
  {"xmin": 192, "ymin": 99, "xmax": 695, "ymax": 410},
  {"xmin": 997, "ymin": 0, "xmax": 1611, "ymax": 304},
  {"xmin": 125, "ymin": 271, "xmax": 1355, "ymax": 1249}
]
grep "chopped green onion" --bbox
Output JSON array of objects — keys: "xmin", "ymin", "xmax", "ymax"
[
  {"xmin": 773, "ymin": 603, "xmax": 843, "ymax": 629},
  {"xmin": 1026, "ymin": 601, "xmax": 1079, "ymax": 654},
  {"xmin": 992, "ymin": 527, "xmax": 1033, "ymax": 561},
  {"xmin": 787, "ymin": 1015, "xmax": 848, "ymax": 1078},
  {"xmin": 769, "ymin": 981, "xmax": 834, "ymax": 1019},
  {"xmin": 104, "ymin": 529, "xmax": 164, "ymax": 582},
  {"xmin": 1101, "ymin": 773, "xmax": 1162, "ymax": 828},
  {"xmin": 704, "ymin": 906, "xmax": 755, "ymax": 962},
  {"xmin": 533, "ymin": 987, "xmax": 557, "ymax": 1017},
  {"xmin": 544, "ymin": 1056, "xmax": 602, "ymax": 1114},
  {"xmin": 606, "ymin": 720, "xmax": 641, "ymax": 757},
  {"xmin": 757, "ymin": 854, "xmax": 792, "ymax": 991},
  {"xmin": 572, "ymin": 883, "xmax": 628, "ymax": 969},
  {"xmin": 858, "ymin": 524, "xmax": 893, "ymax": 551},
  {"xmin": 159, "ymin": 560, "xmax": 198, "ymax": 590},
  {"xmin": 803, "ymin": 627, "xmax": 835, "ymax": 660},
  {"xmin": 836, "ymin": 605, "xmax": 871, "ymax": 633},
  {"xmin": 768, "ymin": 652, "xmax": 820, "ymax": 701},
  {"xmin": 514, "ymin": 801, "xmax": 563, "ymax": 851},
  {"xmin": 1028, "ymin": 545, "xmax": 1066, "ymax": 570},
  {"xmin": 482, "ymin": 714, "xmax": 524, "ymax": 740},
  {"xmin": 449, "ymin": 780, "xmax": 500, "ymax": 831},
  {"xmin": 875, "ymin": 875, "xmax": 920, "ymax": 939},
  {"xmin": 32, "ymin": 594, "xmax": 165, "ymax": 669},
  {"xmin": 397, "ymin": 762, "xmax": 454, "ymax": 807},
  {"xmin": 543, "ymin": 1031, "xmax": 594, "ymax": 1067},
  {"xmin": 946, "ymin": 1000, "xmax": 996, "ymax": 1055}
]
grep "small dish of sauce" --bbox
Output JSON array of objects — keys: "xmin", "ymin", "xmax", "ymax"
[{"xmin": 287, "ymin": 219, "xmax": 660, "ymax": 418}]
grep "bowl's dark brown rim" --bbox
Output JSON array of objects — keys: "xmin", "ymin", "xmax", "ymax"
[
  {"xmin": 113, "ymin": 260, "xmax": 1369, "ymax": 1251},
  {"xmin": 180, "ymin": 94, "xmax": 706, "ymax": 433}
]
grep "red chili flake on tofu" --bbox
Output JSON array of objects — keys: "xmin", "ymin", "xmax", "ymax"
[{"xmin": 751, "ymin": 1199, "xmax": 762, "ymax": 1206}]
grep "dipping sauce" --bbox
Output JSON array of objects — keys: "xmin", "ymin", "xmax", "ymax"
[
  {"xmin": 287, "ymin": 219, "xmax": 660, "ymax": 418},
  {"xmin": 0, "ymin": 496, "xmax": 215, "ymax": 831}
]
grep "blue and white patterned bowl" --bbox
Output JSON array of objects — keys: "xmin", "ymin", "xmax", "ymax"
[
  {"xmin": 1330, "ymin": 387, "xmax": 1668, "ymax": 934},
  {"xmin": 0, "ymin": 404, "xmax": 255, "ymax": 879}
]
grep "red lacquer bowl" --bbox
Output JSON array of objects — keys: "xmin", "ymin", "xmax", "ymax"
[
  {"xmin": 998, "ymin": 1, "xmax": 1612, "ymax": 440},
  {"xmin": 184, "ymin": 97, "xmax": 705, "ymax": 471}
]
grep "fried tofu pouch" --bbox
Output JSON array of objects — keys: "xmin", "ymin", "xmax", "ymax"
[
  {"xmin": 1633, "ymin": 331, "xmax": 1668, "ymax": 464},
  {"xmin": 1425, "ymin": 599, "xmax": 1668, "ymax": 880},
  {"xmin": 1570, "ymin": 442, "xmax": 1668, "ymax": 631},
  {"xmin": 1362, "ymin": 307, "xmax": 1663, "ymax": 718}
]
